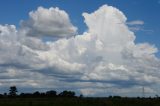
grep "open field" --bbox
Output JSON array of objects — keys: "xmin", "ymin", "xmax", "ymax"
[{"xmin": 0, "ymin": 97, "xmax": 160, "ymax": 106}]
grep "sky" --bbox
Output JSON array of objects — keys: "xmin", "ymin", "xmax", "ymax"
[{"xmin": 0, "ymin": 0, "xmax": 160, "ymax": 97}]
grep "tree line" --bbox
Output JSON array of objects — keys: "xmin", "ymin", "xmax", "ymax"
[
  {"xmin": 0, "ymin": 86, "xmax": 80, "ymax": 98},
  {"xmin": 1, "ymin": 86, "xmax": 160, "ymax": 99}
]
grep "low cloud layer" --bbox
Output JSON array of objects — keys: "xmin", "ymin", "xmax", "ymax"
[{"xmin": 0, "ymin": 5, "xmax": 160, "ymax": 96}]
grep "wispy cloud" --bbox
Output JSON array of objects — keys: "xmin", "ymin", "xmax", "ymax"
[
  {"xmin": 129, "ymin": 26, "xmax": 154, "ymax": 33},
  {"xmin": 129, "ymin": 26, "xmax": 142, "ymax": 32},
  {"xmin": 126, "ymin": 20, "xmax": 144, "ymax": 25},
  {"xmin": 127, "ymin": 20, "xmax": 153, "ymax": 33}
]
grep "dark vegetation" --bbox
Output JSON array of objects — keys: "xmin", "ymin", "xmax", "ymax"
[{"xmin": 0, "ymin": 86, "xmax": 160, "ymax": 106}]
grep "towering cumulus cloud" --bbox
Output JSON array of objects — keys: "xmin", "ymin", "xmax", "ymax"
[{"xmin": 0, "ymin": 5, "xmax": 159, "ymax": 96}]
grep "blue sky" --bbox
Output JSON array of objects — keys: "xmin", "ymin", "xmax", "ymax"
[
  {"xmin": 0, "ymin": 0, "xmax": 160, "ymax": 57},
  {"xmin": 0, "ymin": 0, "xmax": 160, "ymax": 96}
]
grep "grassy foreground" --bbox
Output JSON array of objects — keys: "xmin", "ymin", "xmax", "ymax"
[{"xmin": 0, "ymin": 97, "xmax": 160, "ymax": 106}]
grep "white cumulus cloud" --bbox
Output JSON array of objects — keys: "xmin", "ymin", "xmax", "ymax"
[
  {"xmin": 0, "ymin": 4, "xmax": 159, "ymax": 96},
  {"xmin": 21, "ymin": 7, "xmax": 77, "ymax": 38}
]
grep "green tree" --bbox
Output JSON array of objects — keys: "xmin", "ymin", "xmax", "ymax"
[
  {"xmin": 9, "ymin": 86, "xmax": 18, "ymax": 96},
  {"xmin": 46, "ymin": 90, "xmax": 57, "ymax": 97},
  {"xmin": 59, "ymin": 90, "xmax": 75, "ymax": 97}
]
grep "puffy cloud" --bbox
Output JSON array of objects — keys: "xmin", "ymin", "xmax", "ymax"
[
  {"xmin": 33, "ymin": 5, "xmax": 160, "ymax": 96},
  {"xmin": 21, "ymin": 7, "xmax": 77, "ymax": 38},
  {"xmin": 0, "ymin": 5, "xmax": 160, "ymax": 96}
]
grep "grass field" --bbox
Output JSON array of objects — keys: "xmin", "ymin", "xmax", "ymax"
[{"xmin": 0, "ymin": 97, "xmax": 160, "ymax": 106}]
